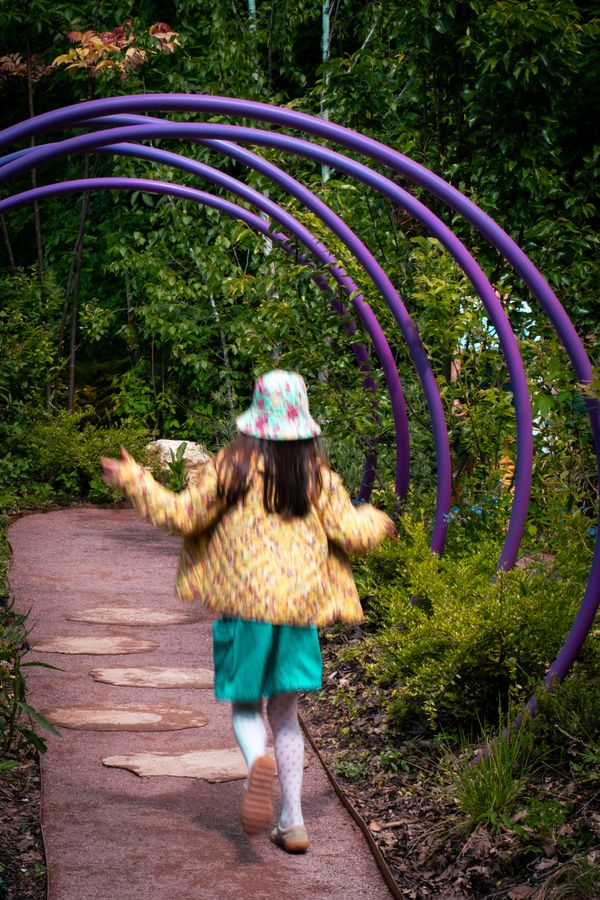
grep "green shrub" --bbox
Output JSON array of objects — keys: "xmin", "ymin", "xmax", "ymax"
[
  {"xmin": 350, "ymin": 515, "xmax": 595, "ymax": 731},
  {"xmin": 11, "ymin": 411, "xmax": 151, "ymax": 505},
  {"xmin": 529, "ymin": 671, "xmax": 600, "ymax": 776},
  {"xmin": 0, "ymin": 598, "xmax": 60, "ymax": 762}
]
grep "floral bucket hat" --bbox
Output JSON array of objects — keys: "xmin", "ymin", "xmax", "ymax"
[{"xmin": 236, "ymin": 370, "xmax": 321, "ymax": 441}]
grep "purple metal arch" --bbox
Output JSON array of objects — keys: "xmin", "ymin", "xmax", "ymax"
[
  {"xmin": 0, "ymin": 95, "xmax": 592, "ymax": 395},
  {"xmin": 0, "ymin": 126, "xmax": 451, "ymax": 553},
  {"xmin": 0, "ymin": 174, "xmax": 410, "ymax": 501},
  {"xmin": 2, "ymin": 121, "xmax": 533, "ymax": 571},
  {"xmin": 0, "ymin": 94, "xmax": 597, "ymax": 693},
  {"xmin": 0, "ymin": 95, "xmax": 592, "ymax": 378}
]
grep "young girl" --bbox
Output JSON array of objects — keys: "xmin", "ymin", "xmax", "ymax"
[{"xmin": 101, "ymin": 370, "xmax": 395, "ymax": 854}]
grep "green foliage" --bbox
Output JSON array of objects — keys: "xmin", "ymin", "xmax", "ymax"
[
  {"xmin": 0, "ymin": 598, "xmax": 60, "ymax": 761},
  {"xmin": 528, "ymin": 672, "xmax": 600, "ymax": 777},
  {"xmin": 351, "ymin": 514, "xmax": 595, "ymax": 731},
  {"xmin": 165, "ymin": 442, "xmax": 189, "ymax": 492},
  {"xmin": 440, "ymin": 718, "xmax": 536, "ymax": 834},
  {"xmin": 332, "ymin": 749, "xmax": 371, "ymax": 781},
  {"xmin": 0, "ymin": 410, "xmax": 151, "ymax": 509},
  {"xmin": 26, "ymin": 411, "xmax": 150, "ymax": 500},
  {"xmin": 0, "ymin": 270, "xmax": 62, "ymax": 416}
]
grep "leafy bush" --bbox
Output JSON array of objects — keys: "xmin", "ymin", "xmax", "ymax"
[
  {"xmin": 1, "ymin": 410, "xmax": 152, "ymax": 507},
  {"xmin": 528, "ymin": 671, "xmax": 600, "ymax": 776},
  {"xmin": 350, "ymin": 515, "xmax": 596, "ymax": 731},
  {"xmin": 0, "ymin": 598, "xmax": 60, "ymax": 766}
]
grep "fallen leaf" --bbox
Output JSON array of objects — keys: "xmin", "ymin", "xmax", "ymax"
[
  {"xmin": 507, "ymin": 887, "xmax": 533, "ymax": 899},
  {"xmin": 467, "ymin": 864, "xmax": 490, "ymax": 876},
  {"xmin": 510, "ymin": 809, "xmax": 528, "ymax": 823},
  {"xmin": 535, "ymin": 857, "xmax": 557, "ymax": 872}
]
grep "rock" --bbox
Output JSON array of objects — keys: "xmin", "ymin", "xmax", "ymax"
[{"xmin": 146, "ymin": 439, "xmax": 209, "ymax": 468}]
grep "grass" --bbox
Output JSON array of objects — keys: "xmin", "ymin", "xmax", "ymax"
[
  {"xmin": 532, "ymin": 856, "xmax": 600, "ymax": 899},
  {"xmin": 440, "ymin": 717, "xmax": 537, "ymax": 833}
]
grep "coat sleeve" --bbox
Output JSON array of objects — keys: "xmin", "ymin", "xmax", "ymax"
[
  {"xmin": 316, "ymin": 468, "xmax": 394, "ymax": 555},
  {"xmin": 110, "ymin": 455, "xmax": 224, "ymax": 537}
]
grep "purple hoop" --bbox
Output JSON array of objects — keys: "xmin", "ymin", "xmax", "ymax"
[
  {"xmin": 0, "ymin": 94, "xmax": 597, "ymax": 700},
  {"xmin": 0, "ymin": 125, "xmax": 451, "ymax": 551}
]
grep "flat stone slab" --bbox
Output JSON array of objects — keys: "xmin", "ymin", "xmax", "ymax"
[
  {"xmin": 89, "ymin": 666, "xmax": 214, "ymax": 688},
  {"xmin": 67, "ymin": 606, "xmax": 201, "ymax": 626},
  {"xmin": 31, "ymin": 636, "xmax": 159, "ymax": 655},
  {"xmin": 103, "ymin": 747, "xmax": 309, "ymax": 781},
  {"xmin": 41, "ymin": 704, "xmax": 209, "ymax": 731}
]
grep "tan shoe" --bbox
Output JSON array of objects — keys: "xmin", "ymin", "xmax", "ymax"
[
  {"xmin": 241, "ymin": 754, "xmax": 276, "ymax": 835},
  {"xmin": 270, "ymin": 823, "xmax": 309, "ymax": 854}
]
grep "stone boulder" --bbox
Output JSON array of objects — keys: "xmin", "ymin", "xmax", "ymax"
[{"xmin": 146, "ymin": 439, "xmax": 209, "ymax": 469}]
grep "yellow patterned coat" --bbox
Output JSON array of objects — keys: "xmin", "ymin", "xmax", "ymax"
[{"xmin": 113, "ymin": 452, "xmax": 393, "ymax": 626}]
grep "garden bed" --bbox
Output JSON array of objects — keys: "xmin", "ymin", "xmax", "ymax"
[
  {"xmin": 0, "ymin": 750, "xmax": 45, "ymax": 900},
  {"xmin": 302, "ymin": 628, "xmax": 600, "ymax": 899}
]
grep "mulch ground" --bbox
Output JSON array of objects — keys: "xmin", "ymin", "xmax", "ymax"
[
  {"xmin": 302, "ymin": 629, "xmax": 600, "ymax": 900},
  {"xmin": 0, "ymin": 751, "xmax": 45, "ymax": 900}
]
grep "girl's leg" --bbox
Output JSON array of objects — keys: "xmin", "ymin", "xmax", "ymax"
[
  {"xmin": 267, "ymin": 692, "xmax": 305, "ymax": 829},
  {"xmin": 231, "ymin": 701, "xmax": 275, "ymax": 836},
  {"xmin": 231, "ymin": 701, "xmax": 267, "ymax": 769}
]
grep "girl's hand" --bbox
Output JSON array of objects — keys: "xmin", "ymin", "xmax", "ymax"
[
  {"xmin": 100, "ymin": 447, "xmax": 132, "ymax": 487},
  {"xmin": 385, "ymin": 518, "xmax": 398, "ymax": 541}
]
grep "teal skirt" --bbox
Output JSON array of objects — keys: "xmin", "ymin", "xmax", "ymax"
[{"xmin": 212, "ymin": 618, "xmax": 322, "ymax": 703}]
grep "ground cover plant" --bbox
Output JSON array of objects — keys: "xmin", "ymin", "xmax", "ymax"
[{"xmin": 0, "ymin": 527, "xmax": 47, "ymax": 900}]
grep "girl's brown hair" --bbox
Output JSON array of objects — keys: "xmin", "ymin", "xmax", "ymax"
[{"xmin": 217, "ymin": 434, "xmax": 323, "ymax": 518}]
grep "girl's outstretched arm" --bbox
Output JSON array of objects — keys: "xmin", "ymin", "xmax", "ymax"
[
  {"xmin": 316, "ymin": 468, "xmax": 396, "ymax": 555},
  {"xmin": 101, "ymin": 447, "xmax": 224, "ymax": 536}
]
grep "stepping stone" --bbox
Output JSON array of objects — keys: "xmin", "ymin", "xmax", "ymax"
[
  {"xmin": 104, "ymin": 747, "xmax": 252, "ymax": 780},
  {"xmin": 103, "ymin": 747, "xmax": 309, "ymax": 781},
  {"xmin": 41, "ymin": 704, "xmax": 209, "ymax": 731},
  {"xmin": 31, "ymin": 636, "xmax": 158, "ymax": 655},
  {"xmin": 31, "ymin": 635, "xmax": 159, "ymax": 656},
  {"xmin": 89, "ymin": 666, "xmax": 214, "ymax": 688},
  {"xmin": 68, "ymin": 607, "xmax": 201, "ymax": 626}
]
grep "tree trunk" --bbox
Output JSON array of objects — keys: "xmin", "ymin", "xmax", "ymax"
[
  {"xmin": 208, "ymin": 294, "xmax": 235, "ymax": 411},
  {"xmin": 67, "ymin": 188, "xmax": 91, "ymax": 412},
  {"xmin": 321, "ymin": 0, "xmax": 331, "ymax": 182},
  {"xmin": 65, "ymin": 78, "xmax": 96, "ymax": 411},
  {"xmin": 25, "ymin": 42, "xmax": 44, "ymax": 287},
  {"xmin": 0, "ymin": 215, "xmax": 17, "ymax": 273}
]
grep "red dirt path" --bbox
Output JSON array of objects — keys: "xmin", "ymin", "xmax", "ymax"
[{"xmin": 9, "ymin": 508, "xmax": 392, "ymax": 900}]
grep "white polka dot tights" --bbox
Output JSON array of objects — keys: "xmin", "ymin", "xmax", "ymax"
[{"xmin": 267, "ymin": 692, "xmax": 304, "ymax": 829}]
